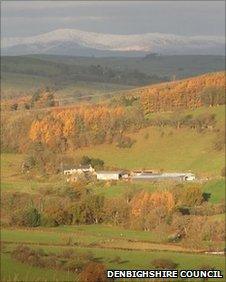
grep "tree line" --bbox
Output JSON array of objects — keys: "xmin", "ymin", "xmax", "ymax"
[
  {"xmin": 139, "ymin": 72, "xmax": 225, "ymax": 114},
  {"xmin": 2, "ymin": 182, "xmax": 224, "ymax": 249}
]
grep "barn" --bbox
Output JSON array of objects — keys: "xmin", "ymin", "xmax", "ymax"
[
  {"xmin": 96, "ymin": 171, "xmax": 126, "ymax": 180},
  {"xmin": 131, "ymin": 172, "xmax": 196, "ymax": 181}
]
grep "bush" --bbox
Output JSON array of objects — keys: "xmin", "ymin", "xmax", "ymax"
[
  {"xmin": 221, "ymin": 167, "xmax": 226, "ymax": 177},
  {"xmin": 12, "ymin": 245, "xmax": 96, "ymax": 275},
  {"xmin": 152, "ymin": 258, "xmax": 178, "ymax": 269},
  {"xmin": 213, "ymin": 130, "xmax": 225, "ymax": 151},
  {"xmin": 79, "ymin": 262, "xmax": 108, "ymax": 282},
  {"xmin": 116, "ymin": 135, "xmax": 135, "ymax": 148},
  {"xmin": 81, "ymin": 156, "xmax": 91, "ymax": 165},
  {"xmin": 174, "ymin": 185, "xmax": 204, "ymax": 207},
  {"xmin": 190, "ymin": 202, "xmax": 225, "ymax": 216},
  {"xmin": 80, "ymin": 155, "xmax": 104, "ymax": 168},
  {"xmin": 11, "ymin": 207, "xmax": 41, "ymax": 227},
  {"xmin": 12, "ymin": 245, "xmax": 44, "ymax": 268},
  {"xmin": 23, "ymin": 155, "xmax": 36, "ymax": 171},
  {"xmin": 10, "ymin": 103, "xmax": 18, "ymax": 111},
  {"xmin": 90, "ymin": 158, "xmax": 104, "ymax": 169},
  {"xmin": 201, "ymin": 86, "xmax": 225, "ymax": 106}
]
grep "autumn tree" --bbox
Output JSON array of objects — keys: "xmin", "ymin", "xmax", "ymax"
[
  {"xmin": 130, "ymin": 190, "xmax": 175, "ymax": 230},
  {"xmin": 140, "ymin": 72, "xmax": 225, "ymax": 114},
  {"xmin": 79, "ymin": 262, "xmax": 108, "ymax": 282}
]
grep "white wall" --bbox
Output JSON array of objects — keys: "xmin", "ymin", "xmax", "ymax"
[{"xmin": 97, "ymin": 173, "xmax": 119, "ymax": 180}]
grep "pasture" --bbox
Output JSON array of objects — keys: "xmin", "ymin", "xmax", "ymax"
[{"xmin": 1, "ymin": 224, "xmax": 225, "ymax": 281}]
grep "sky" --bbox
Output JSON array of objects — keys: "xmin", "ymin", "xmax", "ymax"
[{"xmin": 1, "ymin": 1, "xmax": 225, "ymax": 38}]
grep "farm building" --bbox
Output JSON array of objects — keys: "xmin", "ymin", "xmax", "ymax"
[
  {"xmin": 63, "ymin": 164, "xmax": 95, "ymax": 175},
  {"xmin": 131, "ymin": 172, "xmax": 195, "ymax": 181},
  {"xmin": 96, "ymin": 171, "xmax": 128, "ymax": 180}
]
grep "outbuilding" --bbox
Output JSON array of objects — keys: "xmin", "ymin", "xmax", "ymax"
[{"xmin": 96, "ymin": 171, "xmax": 126, "ymax": 181}]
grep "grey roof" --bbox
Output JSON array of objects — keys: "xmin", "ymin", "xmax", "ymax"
[{"xmin": 132, "ymin": 172, "xmax": 195, "ymax": 180}]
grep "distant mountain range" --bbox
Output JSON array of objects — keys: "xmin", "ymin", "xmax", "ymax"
[{"xmin": 1, "ymin": 29, "xmax": 225, "ymax": 56}]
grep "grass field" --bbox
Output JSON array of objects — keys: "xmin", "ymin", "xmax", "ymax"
[
  {"xmin": 1, "ymin": 225, "xmax": 168, "ymax": 247},
  {"xmin": 2, "ymin": 250, "xmax": 225, "ymax": 282},
  {"xmin": 202, "ymin": 179, "xmax": 225, "ymax": 204},
  {"xmin": 72, "ymin": 127, "xmax": 224, "ymax": 176},
  {"xmin": 1, "ymin": 72, "xmax": 53, "ymax": 97},
  {"xmin": 65, "ymin": 105, "xmax": 224, "ymax": 177},
  {"xmin": 1, "ymin": 254, "xmax": 76, "ymax": 282},
  {"xmin": 1, "ymin": 225, "xmax": 225, "ymax": 281},
  {"xmin": 2, "ymin": 152, "xmax": 225, "ymax": 204},
  {"xmin": 0, "ymin": 153, "xmax": 65, "ymax": 193}
]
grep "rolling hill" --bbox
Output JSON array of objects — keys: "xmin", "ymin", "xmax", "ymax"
[
  {"xmin": 1, "ymin": 55, "xmax": 225, "ymax": 102},
  {"xmin": 69, "ymin": 105, "xmax": 225, "ymax": 177}
]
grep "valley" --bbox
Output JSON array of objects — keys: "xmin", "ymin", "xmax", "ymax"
[{"xmin": 1, "ymin": 56, "xmax": 225, "ymax": 282}]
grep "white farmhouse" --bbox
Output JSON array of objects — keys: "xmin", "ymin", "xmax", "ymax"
[{"xmin": 63, "ymin": 164, "xmax": 95, "ymax": 175}]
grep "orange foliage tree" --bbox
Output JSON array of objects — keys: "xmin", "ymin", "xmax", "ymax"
[
  {"xmin": 139, "ymin": 72, "xmax": 225, "ymax": 114},
  {"xmin": 130, "ymin": 190, "xmax": 175, "ymax": 230},
  {"xmin": 29, "ymin": 104, "xmax": 142, "ymax": 151}
]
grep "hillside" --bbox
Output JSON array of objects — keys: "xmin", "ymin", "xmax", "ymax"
[
  {"xmin": 68, "ymin": 105, "xmax": 224, "ymax": 177},
  {"xmin": 0, "ymin": 55, "xmax": 166, "ymax": 100},
  {"xmin": 1, "ymin": 71, "xmax": 225, "ymax": 177},
  {"xmin": 1, "ymin": 55, "xmax": 225, "ymax": 102},
  {"xmin": 124, "ymin": 71, "xmax": 225, "ymax": 111}
]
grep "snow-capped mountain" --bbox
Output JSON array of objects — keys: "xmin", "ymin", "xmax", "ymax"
[{"xmin": 1, "ymin": 29, "xmax": 225, "ymax": 56}]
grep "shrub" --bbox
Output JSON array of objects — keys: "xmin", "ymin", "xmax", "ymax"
[
  {"xmin": 116, "ymin": 135, "xmax": 135, "ymax": 148},
  {"xmin": 11, "ymin": 206, "xmax": 41, "ymax": 227},
  {"xmin": 80, "ymin": 155, "xmax": 104, "ymax": 168},
  {"xmin": 152, "ymin": 258, "xmax": 178, "ymax": 269},
  {"xmin": 12, "ymin": 245, "xmax": 96, "ymax": 275},
  {"xmin": 201, "ymin": 86, "xmax": 225, "ymax": 106},
  {"xmin": 90, "ymin": 158, "xmax": 104, "ymax": 169},
  {"xmin": 81, "ymin": 156, "xmax": 91, "ymax": 165},
  {"xmin": 213, "ymin": 130, "xmax": 225, "ymax": 151},
  {"xmin": 10, "ymin": 103, "xmax": 18, "ymax": 111},
  {"xmin": 12, "ymin": 245, "xmax": 44, "ymax": 268},
  {"xmin": 79, "ymin": 262, "xmax": 108, "ymax": 282},
  {"xmin": 23, "ymin": 155, "xmax": 36, "ymax": 169},
  {"xmin": 221, "ymin": 167, "xmax": 226, "ymax": 177},
  {"xmin": 174, "ymin": 185, "xmax": 204, "ymax": 207}
]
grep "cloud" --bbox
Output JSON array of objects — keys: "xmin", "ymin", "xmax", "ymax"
[{"xmin": 1, "ymin": 1, "xmax": 225, "ymax": 38}]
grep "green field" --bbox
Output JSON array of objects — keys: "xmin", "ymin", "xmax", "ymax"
[
  {"xmin": 1, "ymin": 225, "xmax": 225, "ymax": 281},
  {"xmin": 71, "ymin": 106, "xmax": 224, "ymax": 177},
  {"xmin": 1, "ymin": 254, "xmax": 76, "ymax": 282},
  {"xmin": 1, "ymin": 225, "xmax": 168, "ymax": 246},
  {"xmin": 73, "ymin": 128, "xmax": 223, "ymax": 175},
  {"xmin": 1, "ymin": 72, "xmax": 53, "ymax": 97},
  {"xmin": 202, "ymin": 179, "xmax": 225, "ymax": 204}
]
